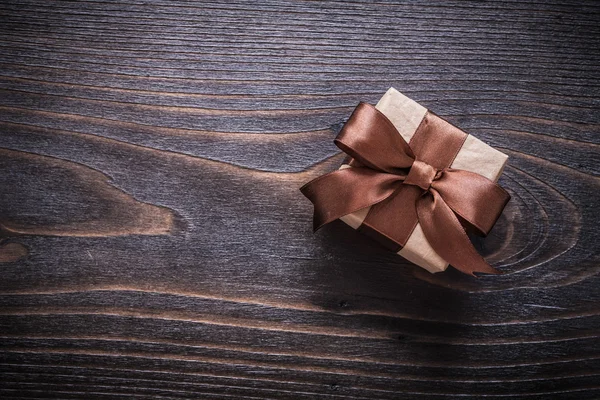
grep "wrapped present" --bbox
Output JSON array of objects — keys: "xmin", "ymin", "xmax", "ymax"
[{"xmin": 301, "ymin": 88, "xmax": 510, "ymax": 275}]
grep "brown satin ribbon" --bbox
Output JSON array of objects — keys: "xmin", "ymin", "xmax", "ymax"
[{"xmin": 300, "ymin": 102, "xmax": 510, "ymax": 276}]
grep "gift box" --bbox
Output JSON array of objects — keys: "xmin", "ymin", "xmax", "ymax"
[{"xmin": 301, "ymin": 88, "xmax": 510, "ymax": 275}]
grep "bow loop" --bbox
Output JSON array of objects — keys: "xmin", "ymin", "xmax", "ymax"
[
  {"xmin": 430, "ymin": 168, "xmax": 511, "ymax": 237},
  {"xmin": 334, "ymin": 102, "xmax": 415, "ymax": 174}
]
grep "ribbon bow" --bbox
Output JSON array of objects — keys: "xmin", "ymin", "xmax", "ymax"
[{"xmin": 301, "ymin": 102, "xmax": 510, "ymax": 276}]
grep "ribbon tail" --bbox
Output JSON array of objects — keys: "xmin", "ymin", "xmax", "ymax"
[
  {"xmin": 416, "ymin": 189, "xmax": 502, "ymax": 276},
  {"xmin": 300, "ymin": 167, "xmax": 403, "ymax": 231}
]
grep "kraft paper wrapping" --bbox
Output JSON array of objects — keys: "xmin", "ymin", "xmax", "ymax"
[{"xmin": 339, "ymin": 88, "xmax": 508, "ymax": 273}]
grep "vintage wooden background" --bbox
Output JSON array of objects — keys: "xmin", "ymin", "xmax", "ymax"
[{"xmin": 0, "ymin": 0, "xmax": 599, "ymax": 398}]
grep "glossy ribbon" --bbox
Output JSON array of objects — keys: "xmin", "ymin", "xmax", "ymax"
[{"xmin": 300, "ymin": 102, "xmax": 510, "ymax": 276}]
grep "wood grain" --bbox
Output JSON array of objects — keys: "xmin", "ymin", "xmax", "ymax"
[{"xmin": 0, "ymin": 0, "xmax": 599, "ymax": 398}]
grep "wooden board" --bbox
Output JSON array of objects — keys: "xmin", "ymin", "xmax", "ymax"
[{"xmin": 0, "ymin": 1, "xmax": 599, "ymax": 398}]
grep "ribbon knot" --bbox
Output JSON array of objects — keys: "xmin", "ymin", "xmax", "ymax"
[
  {"xmin": 405, "ymin": 160, "xmax": 438, "ymax": 191},
  {"xmin": 300, "ymin": 102, "xmax": 511, "ymax": 276}
]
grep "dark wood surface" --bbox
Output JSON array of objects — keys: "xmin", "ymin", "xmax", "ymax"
[{"xmin": 1, "ymin": 1, "xmax": 599, "ymax": 398}]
